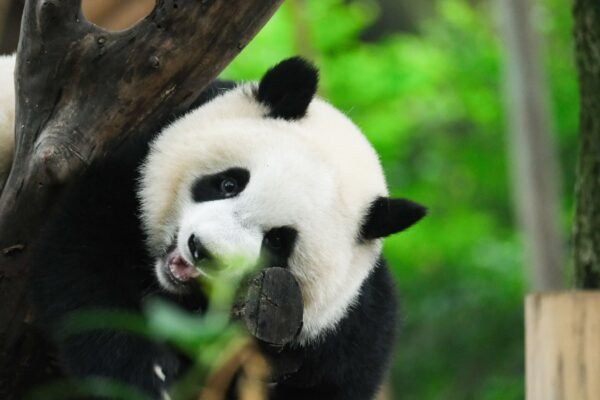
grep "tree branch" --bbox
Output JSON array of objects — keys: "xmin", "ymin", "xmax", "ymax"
[{"xmin": 0, "ymin": 0, "xmax": 283, "ymax": 396}]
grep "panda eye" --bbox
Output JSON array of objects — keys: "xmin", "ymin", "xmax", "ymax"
[{"xmin": 220, "ymin": 177, "xmax": 239, "ymax": 196}]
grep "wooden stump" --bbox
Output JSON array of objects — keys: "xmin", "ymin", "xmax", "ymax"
[{"xmin": 526, "ymin": 292, "xmax": 600, "ymax": 400}]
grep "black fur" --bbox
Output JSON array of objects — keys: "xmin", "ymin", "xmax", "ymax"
[
  {"xmin": 30, "ymin": 82, "xmax": 231, "ymax": 398},
  {"xmin": 191, "ymin": 167, "xmax": 250, "ymax": 202},
  {"xmin": 256, "ymin": 57, "xmax": 318, "ymax": 120},
  {"xmin": 266, "ymin": 260, "xmax": 398, "ymax": 400},
  {"xmin": 30, "ymin": 71, "xmax": 399, "ymax": 399},
  {"xmin": 261, "ymin": 226, "xmax": 298, "ymax": 269},
  {"xmin": 361, "ymin": 196, "xmax": 427, "ymax": 240}
]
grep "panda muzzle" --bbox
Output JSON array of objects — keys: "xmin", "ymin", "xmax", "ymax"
[{"xmin": 188, "ymin": 234, "xmax": 211, "ymax": 263}]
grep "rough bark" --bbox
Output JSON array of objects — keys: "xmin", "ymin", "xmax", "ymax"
[
  {"xmin": 573, "ymin": 0, "xmax": 600, "ymax": 288},
  {"xmin": 0, "ymin": 0, "xmax": 283, "ymax": 397}
]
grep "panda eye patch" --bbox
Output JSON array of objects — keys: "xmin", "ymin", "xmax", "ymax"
[{"xmin": 191, "ymin": 168, "xmax": 250, "ymax": 202}]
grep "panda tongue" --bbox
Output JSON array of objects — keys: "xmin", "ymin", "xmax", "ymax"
[{"xmin": 169, "ymin": 254, "xmax": 201, "ymax": 281}]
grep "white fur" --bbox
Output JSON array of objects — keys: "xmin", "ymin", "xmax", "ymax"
[
  {"xmin": 0, "ymin": 54, "xmax": 15, "ymax": 190},
  {"xmin": 140, "ymin": 85, "xmax": 388, "ymax": 343},
  {"xmin": 178, "ymin": 200, "xmax": 263, "ymax": 273}
]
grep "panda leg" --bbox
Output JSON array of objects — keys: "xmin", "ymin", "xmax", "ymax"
[{"xmin": 58, "ymin": 331, "xmax": 182, "ymax": 399}]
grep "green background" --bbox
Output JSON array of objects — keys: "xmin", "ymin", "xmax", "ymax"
[{"xmin": 223, "ymin": 1, "xmax": 577, "ymax": 398}]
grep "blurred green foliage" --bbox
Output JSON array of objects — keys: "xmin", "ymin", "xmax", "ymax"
[
  {"xmin": 224, "ymin": 0, "xmax": 577, "ymax": 399},
  {"xmin": 31, "ymin": 273, "xmax": 252, "ymax": 400}
]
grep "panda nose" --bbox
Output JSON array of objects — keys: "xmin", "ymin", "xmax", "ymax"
[{"xmin": 188, "ymin": 234, "xmax": 210, "ymax": 263}]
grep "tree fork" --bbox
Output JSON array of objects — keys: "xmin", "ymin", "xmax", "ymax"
[{"xmin": 0, "ymin": 0, "xmax": 283, "ymax": 396}]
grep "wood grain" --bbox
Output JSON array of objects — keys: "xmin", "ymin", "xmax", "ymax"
[
  {"xmin": 239, "ymin": 267, "xmax": 304, "ymax": 346},
  {"xmin": 526, "ymin": 292, "xmax": 600, "ymax": 400}
]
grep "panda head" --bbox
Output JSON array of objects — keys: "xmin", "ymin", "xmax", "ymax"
[{"xmin": 139, "ymin": 58, "xmax": 426, "ymax": 342}]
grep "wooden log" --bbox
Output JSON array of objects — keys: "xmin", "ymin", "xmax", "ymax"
[
  {"xmin": 234, "ymin": 267, "xmax": 304, "ymax": 346},
  {"xmin": 526, "ymin": 292, "xmax": 600, "ymax": 399}
]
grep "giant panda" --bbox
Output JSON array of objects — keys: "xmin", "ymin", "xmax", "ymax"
[{"xmin": 0, "ymin": 55, "xmax": 426, "ymax": 399}]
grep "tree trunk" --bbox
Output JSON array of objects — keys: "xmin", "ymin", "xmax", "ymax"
[
  {"xmin": 573, "ymin": 0, "xmax": 600, "ymax": 288},
  {"xmin": 0, "ymin": 1, "xmax": 283, "ymax": 397},
  {"xmin": 497, "ymin": 0, "xmax": 564, "ymax": 291}
]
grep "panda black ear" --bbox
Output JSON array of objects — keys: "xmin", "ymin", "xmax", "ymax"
[
  {"xmin": 360, "ymin": 197, "xmax": 427, "ymax": 240},
  {"xmin": 256, "ymin": 57, "xmax": 318, "ymax": 120}
]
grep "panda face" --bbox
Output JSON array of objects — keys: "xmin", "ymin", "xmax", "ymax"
[
  {"xmin": 150, "ymin": 127, "xmax": 341, "ymax": 298},
  {"xmin": 140, "ymin": 58, "xmax": 426, "ymax": 342},
  {"xmin": 153, "ymin": 167, "xmax": 256, "ymax": 291}
]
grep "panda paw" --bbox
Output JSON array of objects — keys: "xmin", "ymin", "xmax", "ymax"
[{"xmin": 153, "ymin": 363, "xmax": 172, "ymax": 400}]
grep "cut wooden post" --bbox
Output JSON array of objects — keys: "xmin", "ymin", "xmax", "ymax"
[{"xmin": 526, "ymin": 292, "xmax": 600, "ymax": 400}]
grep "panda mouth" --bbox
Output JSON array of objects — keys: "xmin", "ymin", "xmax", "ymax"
[{"xmin": 165, "ymin": 248, "xmax": 202, "ymax": 284}]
